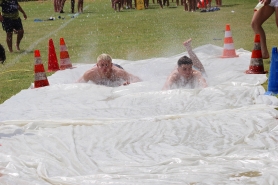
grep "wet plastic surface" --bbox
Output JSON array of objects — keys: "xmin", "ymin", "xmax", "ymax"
[{"xmin": 0, "ymin": 44, "xmax": 277, "ymax": 184}]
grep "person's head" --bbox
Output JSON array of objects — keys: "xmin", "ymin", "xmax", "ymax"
[
  {"xmin": 96, "ymin": 53, "xmax": 113, "ymax": 74},
  {"xmin": 177, "ymin": 56, "xmax": 193, "ymax": 78}
]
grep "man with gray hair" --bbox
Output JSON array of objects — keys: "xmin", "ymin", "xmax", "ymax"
[{"xmin": 78, "ymin": 53, "xmax": 141, "ymax": 87}]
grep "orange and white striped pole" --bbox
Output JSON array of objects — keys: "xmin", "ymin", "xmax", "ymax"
[
  {"xmin": 59, "ymin": 38, "xmax": 73, "ymax": 70},
  {"xmin": 246, "ymin": 34, "xmax": 267, "ymax": 74},
  {"xmin": 34, "ymin": 50, "xmax": 49, "ymax": 88},
  {"xmin": 221, "ymin": 24, "xmax": 238, "ymax": 58}
]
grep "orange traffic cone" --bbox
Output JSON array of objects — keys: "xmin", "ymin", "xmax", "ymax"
[
  {"xmin": 48, "ymin": 38, "xmax": 60, "ymax": 72},
  {"xmin": 34, "ymin": 50, "xmax": 49, "ymax": 88},
  {"xmin": 246, "ymin": 34, "xmax": 267, "ymax": 74},
  {"xmin": 221, "ymin": 24, "xmax": 238, "ymax": 58},
  {"xmin": 59, "ymin": 38, "xmax": 73, "ymax": 70}
]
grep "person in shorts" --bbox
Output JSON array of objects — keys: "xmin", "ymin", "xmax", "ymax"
[
  {"xmin": 0, "ymin": 0, "xmax": 27, "ymax": 52},
  {"xmin": 251, "ymin": 0, "xmax": 278, "ymax": 59}
]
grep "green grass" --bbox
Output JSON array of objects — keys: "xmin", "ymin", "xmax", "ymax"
[{"xmin": 0, "ymin": 0, "xmax": 276, "ymax": 104}]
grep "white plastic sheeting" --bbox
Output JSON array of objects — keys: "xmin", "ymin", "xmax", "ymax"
[{"xmin": 0, "ymin": 44, "xmax": 278, "ymax": 184}]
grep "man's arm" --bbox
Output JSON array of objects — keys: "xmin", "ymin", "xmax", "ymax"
[
  {"xmin": 162, "ymin": 73, "xmax": 177, "ymax": 90},
  {"xmin": 117, "ymin": 69, "xmax": 141, "ymax": 85},
  {"xmin": 194, "ymin": 71, "xmax": 208, "ymax": 88},
  {"xmin": 77, "ymin": 70, "xmax": 93, "ymax": 83},
  {"xmin": 18, "ymin": 4, "xmax": 27, "ymax": 20},
  {"xmin": 77, "ymin": 76, "xmax": 87, "ymax": 83},
  {"xmin": 199, "ymin": 77, "xmax": 207, "ymax": 88},
  {"xmin": 128, "ymin": 73, "xmax": 141, "ymax": 83}
]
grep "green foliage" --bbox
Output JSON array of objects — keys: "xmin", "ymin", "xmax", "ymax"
[{"xmin": 0, "ymin": 0, "xmax": 276, "ymax": 103}]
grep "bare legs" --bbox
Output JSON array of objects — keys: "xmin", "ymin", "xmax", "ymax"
[
  {"xmin": 60, "ymin": 0, "xmax": 66, "ymax": 13},
  {"xmin": 276, "ymin": 7, "xmax": 278, "ymax": 27},
  {"xmin": 113, "ymin": 0, "xmax": 122, "ymax": 11},
  {"xmin": 16, "ymin": 30, "xmax": 24, "ymax": 51},
  {"xmin": 144, "ymin": 0, "xmax": 149, "ymax": 8},
  {"xmin": 183, "ymin": 0, "xmax": 188, "ymax": 11},
  {"xmin": 158, "ymin": 0, "xmax": 163, "ymax": 8},
  {"xmin": 71, "ymin": 0, "xmax": 75, "ymax": 13},
  {"xmin": 163, "ymin": 0, "xmax": 169, "ymax": 6},
  {"xmin": 183, "ymin": 38, "xmax": 206, "ymax": 75},
  {"xmin": 6, "ymin": 32, "xmax": 13, "ymax": 52},
  {"xmin": 54, "ymin": 0, "xmax": 60, "ymax": 12},
  {"xmin": 6, "ymin": 29, "xmax": 24, "ymax": 52},
  {"xmin": 187, "ymin": 0, "xmax": 197, "ymax": 12},
  {"xmin": 215, "ymin": 0, "xmax": 221, "ymax": 7},
  {"xmin": 78, "ymin": 0, "xmax": 83, "ymax": 12},
  {"xmin": 251, "ymin": 5, "xmax": 275, "ymax": 59}
]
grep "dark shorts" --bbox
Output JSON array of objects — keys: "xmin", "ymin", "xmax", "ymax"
[
  {"xmin": 113, "ymin": 63, "xmax": 124, "ymax": 69},
  {"xmin": 2, "ymin": 17, "xmax": 23, "ymax": 33}
]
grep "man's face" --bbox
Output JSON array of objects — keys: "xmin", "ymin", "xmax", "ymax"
[
  {"xmin": 97, "ymin": 60, "xmax": 112, "ymax": 75},
  {"xmin": 177, "ymin": 64, "xmax": 193, "ymax": 78}
]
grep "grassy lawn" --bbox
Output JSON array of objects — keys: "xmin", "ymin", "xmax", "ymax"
[{"xmin": 0, "ymin": 0, "xmax": 276, "ymax": 104}]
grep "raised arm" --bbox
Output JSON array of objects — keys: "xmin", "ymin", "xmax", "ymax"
[{"xmin": 183, "ymin": 39, "xmax": 206, "ymax": 76}]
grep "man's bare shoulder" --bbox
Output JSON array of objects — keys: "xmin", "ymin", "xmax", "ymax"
[
  {"xmin": 83, "ymin": 66, "xmax": 99, "ymax": 81},
  {"xmin": 192, "ymin": 70, "xmax": 202, "ymax": 77},
  {"xmin": 169, "ymin": 69, "xmax": 180, "ymax": 81},
  {"xmin": 112, "ymin": 66, "xmax": 129, "ymax": 76}
]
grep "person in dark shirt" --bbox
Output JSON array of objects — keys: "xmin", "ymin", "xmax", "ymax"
[{"xmin": 0, "ymin": 0, "xmax": 27, "ymax": 52}]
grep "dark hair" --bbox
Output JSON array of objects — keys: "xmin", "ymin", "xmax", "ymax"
[
  {"xmin": 177, "ymin": 56, "xmax": 192, "ymax": 66},
  {"xmin": 0, "ymin": 44, "xmax": 6, "ymax": 64}
]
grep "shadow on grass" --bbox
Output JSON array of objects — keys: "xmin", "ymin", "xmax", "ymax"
[
  {"xmin": 21, "ymin": 50, "xmax": 34, "ymax": 54},
  {"xmin": 221, "ymin": 4, "xmax": 240, "ymax": 7},
  {"xmin": 82, "ymin": 11, "xmax": 95, "ymax": 13}
]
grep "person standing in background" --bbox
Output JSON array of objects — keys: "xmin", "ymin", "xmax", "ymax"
[
  {"xmin": 78, "ymin": 0, "xmax": 83, "ymax": 12},
  {"xmin": 54, "ymin": 0, "xmax": 66, "ymax": 13},
  {"xmin": 0, "ymin": 0, "xmax": 27, "ymax": 52},
  {"xmin": 251, "ymin": 0, "xmax": 278, "ymax": 59},
  {"xmin": 60, "ymin": 0, "xmax": 66, "ymax": 13},
  {"xmin": 187, "ymin": 0, "xmax": 197, "ymax": 11},
  {"xmin": 183, "ymin": 0, "xmax": 188, "ymax": 11},
  {"xmin": 215, "ymin": 0, "xmax": 221, "ymax": 6}
]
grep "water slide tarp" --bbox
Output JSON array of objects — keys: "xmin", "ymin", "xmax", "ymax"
[{"xmin": 0, "ymin": 44, "xmax": 278, "ymax": 184}]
